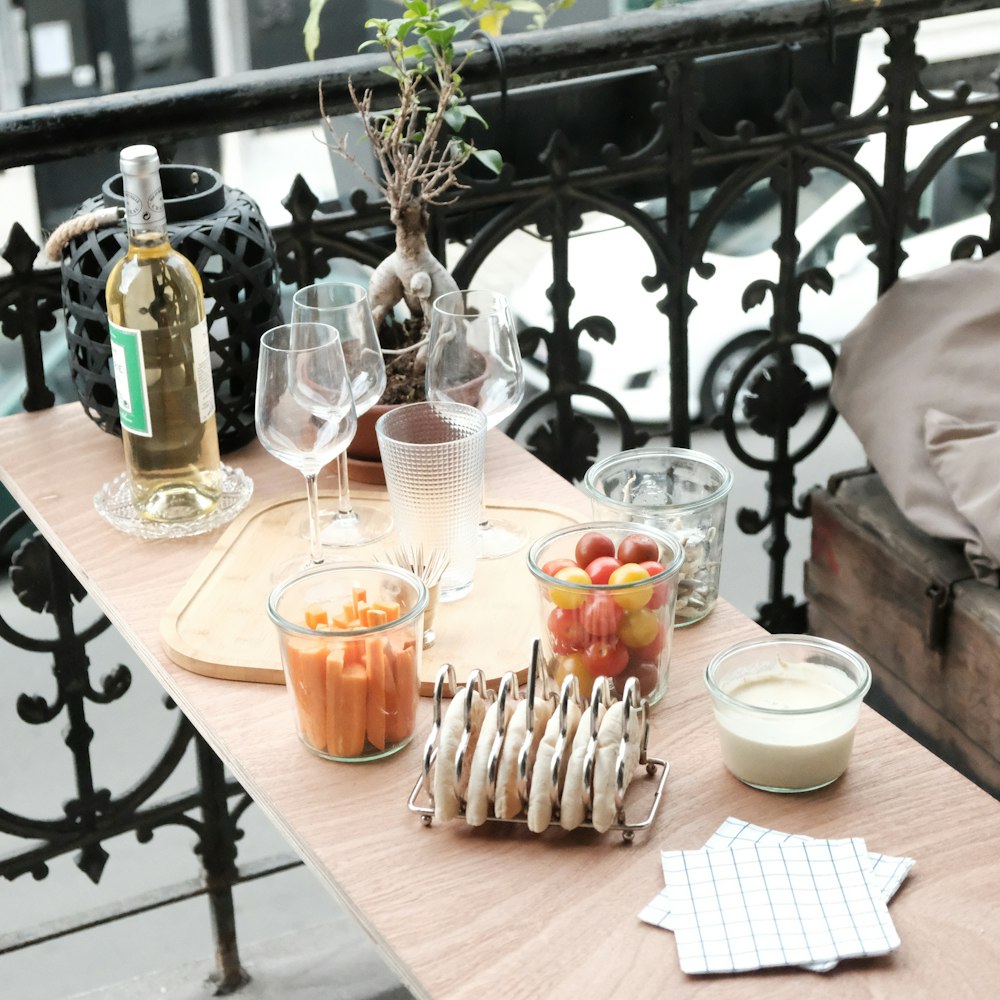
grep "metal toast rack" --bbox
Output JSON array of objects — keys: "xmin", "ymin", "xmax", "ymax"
[{"xmin": 407, "ymin": 640, "xmax": 670, "ymax": 841}]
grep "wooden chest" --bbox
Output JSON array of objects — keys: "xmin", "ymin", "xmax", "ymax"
[{"xmin": 805, "ymin": 469, "xmax": 1000, "ymax": 799}]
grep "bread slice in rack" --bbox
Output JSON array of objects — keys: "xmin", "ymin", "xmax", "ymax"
[
  {"xmin": 433, "ymin": 685, "xmax": 487, "ymax": 823},
  {"xmin": 465, "ymin": 697, "xmax": 506, "ymax": 826},
  {"xmin": 559, "ymin": 700, "xmax": 607, "ymax": 831},
  {"xmin": 528, "ymin": 699, "xmax": 583, "ymax": 833},
  {"xmin": 590, "ymin": 701, "xmax": 642, "ymax": 833},
  {"xmin": 494, "ymin": 696, "xmax": 554, "ymax": 820}
]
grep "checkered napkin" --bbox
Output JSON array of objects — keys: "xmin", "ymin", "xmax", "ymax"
[{"xmin": 639, "ymin": 817, "xmax": 914, "ymax": 975}]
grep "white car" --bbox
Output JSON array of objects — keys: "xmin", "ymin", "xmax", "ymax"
[{"xmin": 509, "ymin": 120, "xmax": 992, "ymax": 424}]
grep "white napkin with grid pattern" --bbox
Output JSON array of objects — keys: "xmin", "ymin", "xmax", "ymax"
[{"xmin": 640, "ymin": 817, "xmax": 914, "ymax": 974}]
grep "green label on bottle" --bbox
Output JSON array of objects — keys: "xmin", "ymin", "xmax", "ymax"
[{"xmin": 109, "ymin": 321, "xmax": 151, "ymax": 437}]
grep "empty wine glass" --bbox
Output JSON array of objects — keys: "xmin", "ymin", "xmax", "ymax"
[
  {"xmin": 424, "ymin": 289, "xmax": 526, "ymax": 559},
  {"xmin": 291, "ymin": 282, "xmax": 391, "ymax": 546},
  {"xmin": 256, "ymin": 322, "xmax": 357, "ymax": 581}
]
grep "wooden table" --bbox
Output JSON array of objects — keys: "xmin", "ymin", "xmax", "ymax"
[{"xmin": 2, "ymin": 404, "xmax": 998, "ymax": 999}]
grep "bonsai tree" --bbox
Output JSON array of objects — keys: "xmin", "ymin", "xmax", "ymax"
[
  {"xmin": 306, "ymin": 0, "xmax": 504, "ymax": 344},
  {"xmin": 305, "ymin": 1, "xmax": 580, "ymax": 337}
]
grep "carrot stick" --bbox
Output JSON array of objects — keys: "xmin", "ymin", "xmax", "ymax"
[
  {"xmin": 284, "ymin": 637, "xmax": 328, "ymax": 752},
  {"xmin": 326, "ymin": 658, "xmax": 367, "ymax": 758},
  {"xmin": 351, "ymin": 585, "xmax": 367, "ymax": 618},
  {"xmin": 365, "ymin": 635, "xmax": 387, "ymax": 750},
  {"xmin": 372, "ymin": 600, "xmax": 400, "ymax": 622},
  {"xmin": 388, "ymin": 645, "xmax": 418, "ymax": 745},
  {"xmin": 304, "ymin": 603, "xmax": 329, "ymax": 629}
]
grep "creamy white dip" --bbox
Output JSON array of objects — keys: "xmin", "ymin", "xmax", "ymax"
[{"xmin": 713, "ymin": 659, "xmax": 861, "ymax": 791}]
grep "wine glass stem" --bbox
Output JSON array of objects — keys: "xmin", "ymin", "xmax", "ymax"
[
  {"xmin": 303, "ymin": 471, "xmax": 324, "ymax": 565},
  {"xmin": 335, "ymin": 450, "xmax": 355, "ymax": 521}
]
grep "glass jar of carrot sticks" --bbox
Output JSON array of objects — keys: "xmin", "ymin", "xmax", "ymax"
[{"xmin": 268, "ymin": 564, "xmax": 428, "ymax": 761}]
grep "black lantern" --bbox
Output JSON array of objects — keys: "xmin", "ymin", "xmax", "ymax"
[{"xmin": 60, "ymin": 163, "xmax": 282, "ymax": 453}]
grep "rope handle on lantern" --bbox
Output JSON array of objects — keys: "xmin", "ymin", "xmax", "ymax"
[{"xmin": 44, "ymin": 207, "xmax": 125, "ymax": 263}]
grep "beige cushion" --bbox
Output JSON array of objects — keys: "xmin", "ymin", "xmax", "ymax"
[{"xmin": 830, "ymin": 253, "xmax": 1000, "ymax": 582}]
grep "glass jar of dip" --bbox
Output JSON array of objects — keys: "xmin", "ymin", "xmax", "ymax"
[{"xmin": 705, "ymin": 634, "xmax": 871, "ymax": 792}]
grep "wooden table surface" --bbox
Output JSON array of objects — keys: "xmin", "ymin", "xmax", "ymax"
[{"xmin": 2, "ymin": 404, "xmax": 998, "ymax": 999}]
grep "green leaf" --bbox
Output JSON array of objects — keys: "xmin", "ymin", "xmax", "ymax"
[
  {"xmin": 443, "ymin": 105, "xmax": 465, "ymax": 131},
  {"xmin": 472, "ymin": 148, "xmax": 503, "ymax": 174},
  {"xmin": 378, "ymin": 65, "xmax": 405, "ymax": 82},
  {"xmin": 303, "ymin": 0, "xmax": 329, "ymax": 60}
]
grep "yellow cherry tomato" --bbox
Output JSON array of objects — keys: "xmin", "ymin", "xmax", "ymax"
[
  {"xmin": 608, "ymin": 562, "xmax": 653, "ymax": 611},
  {"xmin": 550, "ymin": 565, "xmax": 591, "ymax": 610},
  {"xmin": 618, "ymin": 608, "xmax": 660, "ymax": 648},
  {"xmin": 555, "ymin": 652, "xmax": 592, "ymax": 688}
]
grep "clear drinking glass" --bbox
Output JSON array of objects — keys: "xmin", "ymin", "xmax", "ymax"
[
  {"xmin": 424, "ymin": 289, "xmax": 526, "ymax": 559},
  {"xmin": 376, "ymin": 401, "xmax": 487, "ymax": 602},
  {"xmin": 255, "ymin": 322, "xmax": 357, "ymax": 581},
  {"xmin": 290, "ymin": 282, "xmax": 391, "ymax": 545}
]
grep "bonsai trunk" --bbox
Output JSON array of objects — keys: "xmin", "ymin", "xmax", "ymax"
[{"xmin": 367, "ymin": 200, "xmax": 460, "ymax": 342}]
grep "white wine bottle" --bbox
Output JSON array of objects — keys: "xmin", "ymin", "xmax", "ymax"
[{"xmin": 105, "ymin": 144, "xmax": 222, "ymax": 522}]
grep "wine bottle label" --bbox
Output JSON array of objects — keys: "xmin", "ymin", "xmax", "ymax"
[
  {"xmin": 109, "ymin": 321, "xmax": 151, "ymax": 437},
  {"xmin": 191, "ymin": 319, "xmax": 216, "ymax": 424},
  {"xmin": 109, "ymin": 319, "xmax": 215, "ymax": 436}
]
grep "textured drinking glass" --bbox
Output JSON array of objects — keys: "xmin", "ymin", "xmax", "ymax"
[
  {"xmin": 583, "ymin": 447, "xmax": 733, "ymax": 626},
  {"xmin": 268, "ymin": 564, "xmax": 427, "ymax": 762},
  {"xmin": 376, "ymin": 402, "xmax": 487, "ymax": 602}
]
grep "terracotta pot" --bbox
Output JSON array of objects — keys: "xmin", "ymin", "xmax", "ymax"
[
  {"xmin": 349, "ymin": 402, "xmax": 394, "ymax": 463},
  {"xmin": 349, "ymin": 349, "xmax": 487, "ymax": 464}
]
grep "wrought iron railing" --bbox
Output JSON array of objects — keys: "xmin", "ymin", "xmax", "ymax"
[{"xmin": 2, "ymin": 0, "xmax": 999, "ymax": 990}]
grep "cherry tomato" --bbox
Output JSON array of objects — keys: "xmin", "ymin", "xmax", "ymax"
[
  {"xmin": 608, "ymin": 562, "xmax": 653, "ymax": 611},
  {"xmin": 584, "ymin": 555, "xmax": 622, "ymax": 585},
  {"xmin": 547, "ymin": 607, "xmax": 587, "ymax": 652},
  {"xmin": 574, "ymin": 530, "xmax": 615, "ymax": 568},
  {"xmin": 555, "ymin": 652, "xmax": 592, "ymax": 688},
  {"xmin": 580, "ymin": 593, "xmax": 624, "ymax": 637},
  {"xmin": 618, "ymin": 659, "xmax": 660, "ymax": 698},
  {"xmin": 550, "ymin": 565, "xmax": 591, "ymax": 609},
  {"xmin": 584, "ymin": 637, "xmax": 629, "ymax": 677},
  {"xmin": 617, "ymin": 533, "xmax": 660, "ymax": 565},
  {"xmin": 640, "ymin": 560, "xmax": 669, "ymax": 609},
  {"xmin": 541, "ymin": 557, "xmax": 576, "ymax": 578},
  {"xmin": 632, "ymin": 622, "xmax": 667, "ymax": 660},
  {"xmin": 618, "ymin": 608, "xmax": 660, "ymax": 648}
]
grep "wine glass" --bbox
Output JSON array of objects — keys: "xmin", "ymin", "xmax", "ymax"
[
  {"xmin": 424, "ymin": 289, "xmax": 527, "ymax": 559},
  {"xmin": 256, "ymin": 322, "xmax": 358, "ymax": 581},
  {"xmin": 291, "ymin": 282, "xmax": 391, "ymax": 546}
]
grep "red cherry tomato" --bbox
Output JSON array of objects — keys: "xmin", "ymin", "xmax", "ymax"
[
  {"xmin": 580, "ymin": 593, "xmax": 624, "ymax": 637},
  {"xmin": 541, "ymin": 557, "xmax": 576, "ymax": 578},
  {"xmin": 616, "ymin": 533, "xmax": 660, "ymax": 565},
  {"xmin": 640, "ymin": 560, "xmax": 669, "ymax": 609},
  {"xmin": 584, "ymin": 637, "xmax": 629, "ymax": 677},
  {"xmin": 584, "ymin": 555, "xmax": 622, "ymax": 585},
  {"xmin": 574, "ymin": 530, "xmax": 616, "ymax": 568},
  {"xmin": 547, "ymin": 607, "xmax": 587, "ymax": 652}
]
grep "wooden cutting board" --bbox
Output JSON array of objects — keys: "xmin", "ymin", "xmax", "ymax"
[{"xmin": 160, "ymin": 489, "xmax": 579, "ymax": 695}]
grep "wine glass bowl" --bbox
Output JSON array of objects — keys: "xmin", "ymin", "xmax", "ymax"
[
  {"xmin": 255, "ymin": 321, "xmax": 357, "ymax": 580},
  {"xmin": 424, "ymin": 289, "xmax": 527, "ymax": 559},
  {"xmin": 291, "ymin": 282, "xmax": 392, "ymax": 546}
]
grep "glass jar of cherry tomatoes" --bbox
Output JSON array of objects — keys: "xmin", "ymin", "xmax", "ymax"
[{"xmin": 527, "ymin": 522, "xmax": 684, "ymax": 707}]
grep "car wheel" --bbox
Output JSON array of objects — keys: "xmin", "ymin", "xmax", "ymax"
[{"xmin": 699, "ymin": 332, "xmax": 768, "ymax": 424}]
